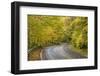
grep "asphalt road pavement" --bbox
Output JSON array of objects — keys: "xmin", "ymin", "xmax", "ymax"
[{"xmin": 41, "ymin": 43, "xmax": 86, "ymax": 60}]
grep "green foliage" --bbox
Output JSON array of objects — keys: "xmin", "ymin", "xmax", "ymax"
[
  {"xmin": 68, "ymin": 17, "xmax": 88, "ymax": 49},
  {"xmin": 28, "ymin": 15, "xmax": 66, "ymax": 49},
  {"xmin": 28, "ymin": 15, "xmax": 88, "ymax": 51}
]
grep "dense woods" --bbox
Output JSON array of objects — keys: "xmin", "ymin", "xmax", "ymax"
[{"xmin": 28, "ymin": 15, "xmax": 88, "ymax": 60}]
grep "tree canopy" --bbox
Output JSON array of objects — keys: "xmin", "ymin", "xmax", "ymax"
[{"xmin": 28, "ymin": 15, "xmax": 88, "ymax": 51}]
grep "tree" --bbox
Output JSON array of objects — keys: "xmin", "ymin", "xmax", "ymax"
[{"xmin": 28, "ymin": 15, "xmax": 88, "ymax": 51}]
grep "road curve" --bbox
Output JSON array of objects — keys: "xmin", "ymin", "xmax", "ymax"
[{"xmin": 41, "ymin": 43, "xmax": 87, "ymax": 60}]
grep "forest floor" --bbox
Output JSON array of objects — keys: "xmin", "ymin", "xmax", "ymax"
[{"xmin": 28, "ymin": 48, "xmax": 41, "ymax": 61}]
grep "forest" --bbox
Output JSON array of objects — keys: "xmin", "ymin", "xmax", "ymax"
[{"xmin": 28, "ymin": 15, "xmax": 88, "ymax": 60}]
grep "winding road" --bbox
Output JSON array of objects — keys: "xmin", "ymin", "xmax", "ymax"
[{"xmin": 41, "ymin": 43, "xmax": 86, "ymax": 60}]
